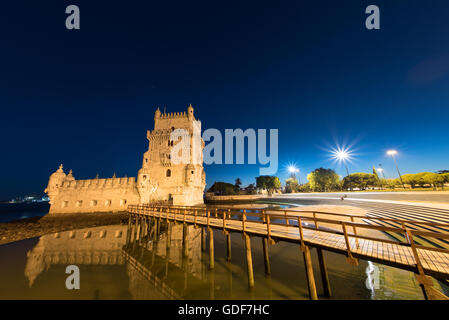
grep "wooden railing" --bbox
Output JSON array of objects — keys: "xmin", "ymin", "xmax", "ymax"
[{"xmin": 128, "ymin": 204, "xmax": 449, "ymax": 258}]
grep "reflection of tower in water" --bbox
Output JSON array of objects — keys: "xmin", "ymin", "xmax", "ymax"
[
  {"xmin": 23, "ymin": 222, "xmax": 205, "ymax": 299},
  {"xmin": 25, "ymin": 226, "xmax": 128, "ymax": 287}
]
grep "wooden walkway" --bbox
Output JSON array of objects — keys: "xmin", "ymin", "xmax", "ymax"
[{"xmin": 127, "ymin": 204, "xmax": 449, "ymax": 300}]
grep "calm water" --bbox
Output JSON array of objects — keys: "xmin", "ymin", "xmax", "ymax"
[
  {"xmin": 0, "ymin": 218, "xmax": 430, "ymax": 300},
  {"xmin": 0, "ymin": 202, "xmax": 49, "ymax": 223}
]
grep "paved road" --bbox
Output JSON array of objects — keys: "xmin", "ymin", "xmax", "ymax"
[{"xmin": 276, "ymin": 191, "xmax": 449, "ymax": 204}]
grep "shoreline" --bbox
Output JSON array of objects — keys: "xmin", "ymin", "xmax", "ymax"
[{"xmin": 0, "ymin": 212, "xmax": 128, "ymax": 245}]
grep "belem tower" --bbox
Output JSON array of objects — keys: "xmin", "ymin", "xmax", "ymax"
[{"xmin": 44, "ymin": 104, "xmax": 206, "ymax": 213}]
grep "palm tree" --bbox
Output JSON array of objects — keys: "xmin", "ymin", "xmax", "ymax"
[{"xmin": 235, "ymin": 178, "xmax": 242, "ymax": 189}]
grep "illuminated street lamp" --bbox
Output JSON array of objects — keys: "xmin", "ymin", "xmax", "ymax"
[
  {"xmin": 376, "ymin": 166, "xmax": 386, "ymax": 190},
  {"xmin": 332, "ymin": 147, "xmax": 352, "ymax": 191},
  {"xmin": 387, "ymin": 150, "xmax": 405, "ymax": 188},
  {"xmin": 288, "ymin": 165, "xmax": 300, "ymax": 183},
  {"xmin": 333, "ymin": 149, "xmax": 350, "ymax": 177}
]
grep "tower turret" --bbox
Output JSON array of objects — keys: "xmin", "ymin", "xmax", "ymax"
[
  {"xmin": 187, "ymin": 104, "xmax": 194, "ymax": 121},
  {"xmin": 44, "ymin": 164, "xmax": 66, "ymax": 204},
  {"xmin": 66, "ymin": 169, "xmax": 75, "ymax": 182},
  {"xmin": 154, "ymin": 107, "xmax": 161, "ymax": 128}
]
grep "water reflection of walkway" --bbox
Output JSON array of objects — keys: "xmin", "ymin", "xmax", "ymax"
[{"xmin": 123, "ymin": 221, "xmax": 216, "ymax": 299}]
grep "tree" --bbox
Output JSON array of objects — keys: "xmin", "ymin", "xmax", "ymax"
[
  {"xmin": 441, "ymin": 173, "xmax": 449, "ymax": 190},
  {"xmin": 401, "ymin": 174, "xmax": 420, "ymax": 189},
  {"xmin": 385, "ymin": 178, "xmax": 398, "ymax": 190},
  {"xmin": 343, "ymin": 173, "xmax": 378, "ymax": 190},
  {"xmin": 393, "ymin": 171, "xmax": 449, "ymax": 190},
  {"xmin": 256, "ymin": 176, "xmax": 281, "ymax": 195},
  {"xmin": 372, "ymin": 166, "xmax": 379, "ymax": 180},
  {"xmin": 285, "ymin": 178, "xmax": 300, "ymax": 193},
  {"xmin": 307, "ymin": 168, "xmax": 340, "ymax": 192},
  {"xmin": 207, "ymin": 182, "xmax": 239, "ymax": 195},
  {"xmin": 246, "ymin": 183, "xmax": 256, "ymax": 194},
  {"xmin": 422, "ymin": 172, "xmax": 445, "ymax": 190},
  {"xmin": 415, "ymin": 172, "xmax": 434, "ymax": 187},
  {"xmin": 298, "ymin": 183, "xmax": 312, "ymax": 193},
  {"xmin": 235, "ymin": 178, "xmax": 242, "ymax": 189}
]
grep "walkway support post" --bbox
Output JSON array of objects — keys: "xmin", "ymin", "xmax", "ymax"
[
  {"xmin": 209, "ymin": 229, "xmax": 215, "ymax": 269},
  {"xmin": 226, "ymin": 232, "xmax": 232, "ymax": 262},
  {"xmin": 317, "ymin": 248, "xmax": 331, "ymax": 297},
  {"xmin": 126, "ymin": 215, "xmax": 132, "ymax": 244},
  {"xmin": 142, "ymin": 216, "xmax": 147, "ymax": 243},
  {"xmin": 244, "ymin": 234, "xmax": 255, "ymax": 287},
  {"xmin": 138, "ymin": 216, "xmax": 143, "ymax": 244},
  {"xmin": 166, "ymin": 221, "xmax": 171, "ymax": 250},
  {"xmin": 152, "ymin": 217, "xmax": 158, "ymax": 243},
  {"xmin": 133, "ymin": 215, "xmax": 138, "ymax": 242},
  {"xmin": 262, "ymin": 237, "xmax": 271, "ymax": 275},
  {"xmin": 342, "ymin": 222, "xmax": 358, "ymax": 266},
  {"xmin": 183, "ymin": 224, "xmax": 189, "ymax": 257},
  {"xmin": 302, "ymin": 245, "xmax": 318, "ymax": 300},
  {"xmin": 201, "ymin": 227, "xmax": 207, "ymax": 252}
]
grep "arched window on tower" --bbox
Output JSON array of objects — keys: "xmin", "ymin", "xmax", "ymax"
[{"xmin": 166, "ymin": 169, "xmax": 171, "ymax": 177}]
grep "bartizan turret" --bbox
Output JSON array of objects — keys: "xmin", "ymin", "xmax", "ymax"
[{"xmin": 44, "ymin": 164, "xmax": 66, "ymax": 205}]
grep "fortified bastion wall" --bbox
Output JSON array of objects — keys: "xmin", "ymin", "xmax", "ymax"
[{"xmin": 45, "ymin": 168, "xmax": 140, "ymax": 214}]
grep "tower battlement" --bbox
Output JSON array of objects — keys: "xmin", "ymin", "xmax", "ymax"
[
  {"xmin": 158, "ymin": 111, "xmax": 187, "ymax": 119},
  {"xmin": 61, "ymin": 177, "xmax": 136, "ymax": 189}
]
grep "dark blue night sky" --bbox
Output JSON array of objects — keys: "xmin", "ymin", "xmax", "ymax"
[{"xmin": 1, "ymin": 1, "xmax": 449, "ymax": 199}]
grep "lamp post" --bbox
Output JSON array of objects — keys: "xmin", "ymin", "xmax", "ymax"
[
  {"xmin": 376, "ymin": 167, "xmax": 385, "ymax": 190},
  {"xmin": 288, "ymin": 166, "xmax": 300, "ymax": 192},
  {"xmin": 387, "ymin": 150, "xmax": 405, "ymax": 189},
  {"xmin": 377, "ymin": 166, "xmax": 386, "ymax": 180}
]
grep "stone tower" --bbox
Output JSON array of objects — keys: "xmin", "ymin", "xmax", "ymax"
[
  {"xmin": 137, "ymin": 104, "xmax": 206, "ymax": 205},
  {"xmin": 44, "ymin": 105, "xmax": 205, "ymax": 214}
]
